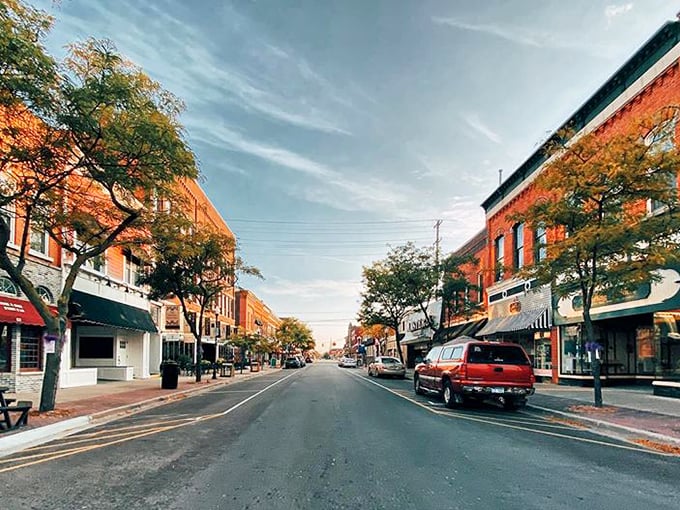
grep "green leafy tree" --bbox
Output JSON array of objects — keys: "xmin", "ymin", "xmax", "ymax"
[
  {"xmin": 141, "ymin": 214, "xmax": 260, "ymax": 382},
  {"xmin": 277, "ymin": 317, "xmax": 314, "ymax": 354},
  {"xmin": 514, "ymin": 115, "xmax": 680, "ymax": 406},
  {"xmin": 0, "ymin": 3, "xmax": 198, "ymax": 411},
  {"xmin": 358, "ymin": 243, "xmax": 481, "ymax": 362},
  {"xmin": 358, "ymin": 244, "xmax": 419, "ymax": 363}
]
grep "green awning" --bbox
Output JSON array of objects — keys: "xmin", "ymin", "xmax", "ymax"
[{"xmin": 70, "ymin": 290, "xmax": 158, "ymax": 333}]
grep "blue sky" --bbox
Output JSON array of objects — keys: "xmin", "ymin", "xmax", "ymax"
[{"xmin": 34, "ymin": 0, "xmax": 679, "ymax": 351}]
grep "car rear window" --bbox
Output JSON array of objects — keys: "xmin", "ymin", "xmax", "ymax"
[
  {"xmin": 381, "ymin": 357, "xmax": 400, "ymax": 364},
  {"xmin": 467, "ymin": 345, "xmax": 530, "ymax": 365}
]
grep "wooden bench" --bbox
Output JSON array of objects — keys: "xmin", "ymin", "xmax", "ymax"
[{"xmin": 0, "ymin": 400, "xmax": 33, "ymax": 431}]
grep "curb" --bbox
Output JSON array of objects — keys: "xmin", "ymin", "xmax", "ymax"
[
  {"xmin": 0, "ymin": 368, "xmax": 281, "ymax": 458},
  {"xmin": 527, "ymin": 403, "xmax": 680, "ymax": 446}
]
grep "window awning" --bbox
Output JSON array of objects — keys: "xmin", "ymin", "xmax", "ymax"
[
  {"xmin": 0, "ymin": 296, "xmax": 56, "ymax": 326},
  {"xmin": 400, "ymin": 335, "xmax": 431, "ymax": 346},
  {"xmin": 70, "ymin": 290, "xmax": 158, "ymax": 333},
  {"xmin": 477, "ymin": 308, "xmax": 550, "ymax": 336}
]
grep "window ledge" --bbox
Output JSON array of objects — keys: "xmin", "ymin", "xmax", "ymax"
[{"xmin": 28, "ymin": 250, "xmax": 54, "ymax": 263}]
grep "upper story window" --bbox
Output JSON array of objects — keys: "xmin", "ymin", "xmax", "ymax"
[
  {"xmin": 494, "ymin": 235, "xmax": 504, "ymax": 282},
  {"xmin": 36, "ymin": 286, "xmax": 54, "ymax": 304},
  {"xmin": 30, "ymin": 228, "xmax": 49, "ymax": 256},
  {"xmin": 534, "ymin": 224, "xmax": 547, "ymax": 262},
  {"xmin": 84, "ymin": 251, "xmax": 106, "ymax": 274},
  {"xmin": 0, "ymin": 276, "xmax": 18, "ymax": 296},
  {"xmin": 477, "ymin": 273, "xmax": 484, "ymax": 304},
  {"xmin": 124, "ymin": 253, "xmax": 141, "ymax": 286},
  {"xmin": 513, "ymin": 223, "xmax": 524, "ymax": 270},
  {"xmin": 645, "ymin": 116, "xmax": 677, "ymax": 215},
  {"xmin": 0, "ymin": 205, "xmax": 16, "ymax": 246}
]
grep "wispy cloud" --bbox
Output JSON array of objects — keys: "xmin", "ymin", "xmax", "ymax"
[
  {"xmin": 189, "ymin": 120, "xmax": 409, "ymax": 213},
  {"xmin": 605, "ymin": 3, "xmax": 634, "ymax": 23},
  {"xmin": 432, "ymin": 16, "xmax": 615, "ymax": 57},
  {"xmin": 53, "ymin": 0, "xmax": 352, "ymax": 135},
  {"xmin": 260, "ymin": 278, "xmax": 362, "ymax": 299},
  {"xmin": 461, "ymin": 113, "xmax": 502, "ymax": 144}
]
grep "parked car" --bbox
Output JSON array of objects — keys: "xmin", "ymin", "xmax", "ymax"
[
  {"xmin": 284, "ymin": 357, "xmax": 301, "ymax": 369},
  {"xmin": 413, "ymin": 337, "xmax": 535, "ymax": 410},
  {"xmin": 368, "ymin": 356, "xmax": 406, "ymax": 378},
  {"xmin": 296, "ymin": 355, "xmax": 306, "ymax": 367},
  {"xmin": 339, "ymin": 356, "xmax": 357, "ymax": 368},
  {"xmin": 305, "ymin": 356, "xmax": 313, "ymax": 363}
]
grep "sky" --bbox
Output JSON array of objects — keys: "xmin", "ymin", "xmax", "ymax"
[{"xmin": 33, "ymin": 0, "xmax": 680, "ymax": 352}]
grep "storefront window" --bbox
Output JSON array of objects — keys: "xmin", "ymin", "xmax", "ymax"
[
  {"xmin": 0, "ymin": 324, "xmax": 11, "ymax": 372},
  {"xmin": 560, "ymin": 325, "xmax": 591, "ymax": 375},
  {"xmin": 20, "ymin": 325, "xmax": 43, "ymax": 371},
  {"xmin": 653, "ymin": 312, "xmax": 680, "ymax": 379}
]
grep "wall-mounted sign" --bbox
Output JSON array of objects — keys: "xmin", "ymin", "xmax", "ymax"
[
  {"xmin": 509, "ymin": 299, "xmax": 522, "ymax": 314},
  {"xmin": 165, "ymin": 305, "xmax": 180, "ymax": 330}
]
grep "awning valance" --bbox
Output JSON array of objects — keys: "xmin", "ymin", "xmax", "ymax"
[
  {"xmin": 70, "ymin": 290, "xmax": 158, "ymax": 333},
  {"xmin": 477, "ymin": 309, "xmax": 550, "ymax": 336},
  {"xmin": 0, "ymin": 296, "xmax": 57, "ymax": 327}
]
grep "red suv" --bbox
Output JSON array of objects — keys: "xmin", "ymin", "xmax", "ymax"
[{"xmin": 414, "ymin": 338, "xmax": 535, "ymax": 410}]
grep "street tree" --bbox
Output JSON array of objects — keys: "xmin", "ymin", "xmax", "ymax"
[
  {"xmin": 513, "ymin": 115, "xmax": 680, "ymax": 407},
  {"xmin": 358, "ymin": 243, "xmax": 481, "ymax": 362},
  {"xmin": 277, "ymin": 317, "xmax": 314, "ymax": 354},
  {"xmin": 358, "ymin": 244, "xmax": 419, "ymax": 363},
  {"xmin": 141, "ymin": 214, "xmax": 260, "ymax": 382},
  {"xmin": 0, "ymin": 2, "xmax": 198, "ymax": 410}
]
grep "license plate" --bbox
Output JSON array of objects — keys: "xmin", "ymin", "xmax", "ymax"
[{"xmin": 491, "ymin": 387, "xmax": 504, "ymax": 394}]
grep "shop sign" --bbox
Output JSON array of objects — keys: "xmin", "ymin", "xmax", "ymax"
[
  {"xmin": 43, "ymin": 333, "xmax": 58, "ymax": 354},
  {"xmin": 509, "ymin": 299, "xmax": 522, "ymax": 314},
  {"xmin": 165, "ymin": 305, "xmax": 180, "ymax": 330}
]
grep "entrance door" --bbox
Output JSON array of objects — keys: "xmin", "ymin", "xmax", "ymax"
[{"xmin": 118, "ymin": 340, "xmax": 128, "ymax": 366}]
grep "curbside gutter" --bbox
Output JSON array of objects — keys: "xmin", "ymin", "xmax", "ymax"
[
  {"xmin": 527, "ymin": 403, "xmax": 680, "ymax": 447},
  {"xmin": 0, "ymin": 368, "xmax": 281, "ymax": 458}
]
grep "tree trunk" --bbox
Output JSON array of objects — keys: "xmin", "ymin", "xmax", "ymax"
[
  {"xmin": 394, "ymin": 330, "xmax": 405, "ymax": 364},
  {"xmin": 583, "ymin": 310, "xmax": 603, "ymax": 407},
  {"xmin": 196, "ymin": 337, "xmax": 202, "ymax": 382},
  {"xmin": 39, "ymin": 321, "xmax": 65, "ymax": 412}
]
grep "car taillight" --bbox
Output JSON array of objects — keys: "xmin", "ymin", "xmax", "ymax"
[{"xmin": 460, "ymin": 363, "xmax": 467, "ymax": 379}]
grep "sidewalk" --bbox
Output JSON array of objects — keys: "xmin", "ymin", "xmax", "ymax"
[
  {"xmin": 0, "ymin": 366, "xmax": 280, "ymax": 456},
  {"xmin": 404, "ymin": 368, "xmax": 680, "ymax": 447}
]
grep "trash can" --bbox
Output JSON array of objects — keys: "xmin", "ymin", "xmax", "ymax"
[
  {"xmin": 161, "ymin": 360, "xmax": 180, "ymax": 389},
  {"xmin": 250, "ymin": 361, "xmax": 260, "ymax": 373},
  {"xmin": 270, "ymin": 358, "xmax": 277, "ymax": 368},
  {"xmin": 222, "ymin": 363, "xmax": 234, "ymax": 377}
]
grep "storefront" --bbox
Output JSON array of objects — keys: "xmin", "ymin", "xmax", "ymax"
[
  {"xmin": 477, "ymin": 278, "xmax": 553, "ymax": 379},
  {"xmin": 400, "ymin": 301, "xmax": 441, "ymax": 368},
  {"xmin": 69, "ymin": 289, "xmax": 158, "ymax": 381},
  {"xmin": 555, "ymin": 268, "xmax": 680, "ymax": 383}
]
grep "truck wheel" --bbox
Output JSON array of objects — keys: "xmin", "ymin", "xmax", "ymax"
[{"xmin": 443, "ymin": 380, "xmax": 463, "ymax": 409}]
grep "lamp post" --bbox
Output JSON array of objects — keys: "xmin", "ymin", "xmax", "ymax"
[{"xmin": 212, "ymin": 308, "xmax": 219, "ymax": 380}]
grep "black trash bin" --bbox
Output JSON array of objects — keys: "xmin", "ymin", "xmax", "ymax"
[{"xmin": 161, "ymin": 360, "xmax": 180, "ymax": 389}]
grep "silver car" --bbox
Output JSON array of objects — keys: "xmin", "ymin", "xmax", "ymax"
[{"xmin": 368, "ymin": 356, "xmax": 406, "ymax": 378}]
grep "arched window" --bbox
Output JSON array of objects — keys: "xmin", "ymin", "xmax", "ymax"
[
  {"xmin": 36, "ymin": 286, "xmax": 54, "ymax": 304},
  {"xmin": 0, "ymin": 276, "xmax": 18, "ymax": 296}
]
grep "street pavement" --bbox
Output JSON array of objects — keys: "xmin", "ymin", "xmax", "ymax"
[{"xmin": 0, "ymin": 361, "xmax": 678, "ymax": 509}]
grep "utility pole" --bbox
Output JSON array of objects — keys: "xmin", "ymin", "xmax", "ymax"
[{"xmin": 433, "ymin": 219, "xmax": 442, "ymax": 269}]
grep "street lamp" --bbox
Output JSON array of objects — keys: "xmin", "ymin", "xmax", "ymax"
[{"xmin": 212, "ymin": 308, "xmax": 219, "ymax": 380}]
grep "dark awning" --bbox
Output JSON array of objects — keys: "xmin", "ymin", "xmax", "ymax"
[{"xmin": 70, "ymin": 290, "xmax": 158, "ymax": 333}]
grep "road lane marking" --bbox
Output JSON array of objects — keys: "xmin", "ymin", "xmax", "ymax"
[
  {"xmin": 0, "ymin": 371, "xmax": 300, "ymax": 473},
  {"xmin": 343, "ymin": 370, "xmax": 674, "ymax": 457}
]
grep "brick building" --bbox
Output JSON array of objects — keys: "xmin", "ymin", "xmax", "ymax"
[{"xmin": 472, "ymin": 20, "xmax": 680, "ymax": 384}]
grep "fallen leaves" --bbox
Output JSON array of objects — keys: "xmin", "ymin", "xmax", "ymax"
[
  {"xmin": 632, "ymin": 439, "xmax": 680, "ymax": 455},
  {"xmin": 29, "ymin": 408, "xmax": 73, "ymax": 418},
  {"xmin": 545, "ymin": 416, "xmax": 587, "ymax": 428},
  {"xmin": 566, "ymin": 405, "xmax": 618, "ymax": 414}
]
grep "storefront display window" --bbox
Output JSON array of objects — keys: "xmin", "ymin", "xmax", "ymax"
[
  {"xmin": 560, "ymin": 325, "xmax": 591, "ymax": 375},
  {"xmin": 19, "ymin": 325, "xmax": 43, "ymax": 371},
  {"xmin": 1, "ymin": 324, "xmax": 11, "ymax": 372},
  {"xmin": 653, "ymin": 312, "xmax": 680, "ymax": 379}
]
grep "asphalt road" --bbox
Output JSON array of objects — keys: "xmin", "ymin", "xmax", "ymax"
[{"xmin": 1, "ymin": 361, "xmax": 678, "ymax": 510}]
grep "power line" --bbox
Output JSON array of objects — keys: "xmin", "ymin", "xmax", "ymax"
[{"xmin": 226, "ymin": 218, "xmax": 438, "ymax": 225}]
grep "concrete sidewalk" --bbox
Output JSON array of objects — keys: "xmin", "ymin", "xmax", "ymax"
[{"xmin": 0, "ymin": 366, "xmax": 281, "ymax": 456}]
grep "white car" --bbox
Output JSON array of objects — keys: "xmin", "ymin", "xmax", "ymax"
[{"xmin": 340, "ymin": 357, "xmax": 357, "ymax": 368}]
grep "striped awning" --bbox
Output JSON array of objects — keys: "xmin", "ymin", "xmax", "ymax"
[{"xmin": 477, "ymin": 308, "xmax": 550, "ymax": 336}]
